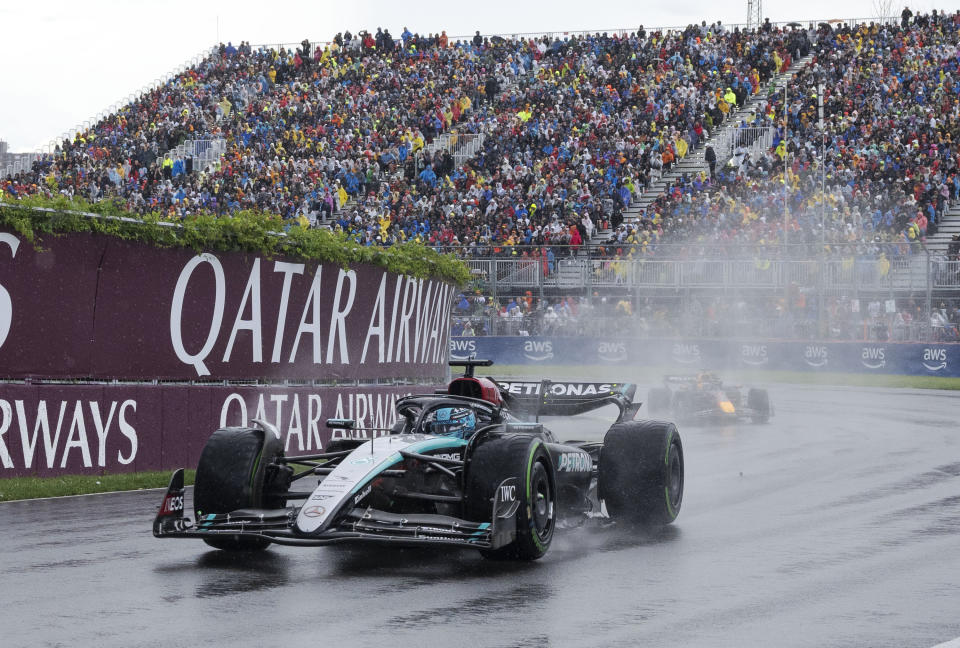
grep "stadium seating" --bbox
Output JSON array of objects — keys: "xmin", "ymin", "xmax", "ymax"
[
  {"xmin": 3, "ymin": 13, "xmax": 959, "ymax": 259},
  {"xmin": 631, "ymin": 12, "xmax": 960, "ymax": 256}
]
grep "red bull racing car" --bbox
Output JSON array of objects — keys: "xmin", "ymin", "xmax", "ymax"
[
  {"xmin": 647, "ymin": 373, "xmax": 772, "ymax": 424},
  {"xmin": 154, "ymin": 359, "xmax": 684, "ymax": 561}
]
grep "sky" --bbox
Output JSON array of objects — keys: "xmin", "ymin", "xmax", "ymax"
[{"xmin": 0, "ymin": 0, "xmax": 926, "ymax": 152}]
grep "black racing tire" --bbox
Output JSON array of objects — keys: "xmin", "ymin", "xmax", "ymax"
[
  {"xmin": 465, "ymin": 435, "xmax": 556, "ymax": 561},
  {"xmin": 747, "ymin": 388, "xmax": 771, "ymax": 424},
  {"xmin": 193, "ymin": 427, "xmax": 285, "ymax": 551},
  {"xmin": 647, "ymin": 387, "xmax": 671, "ymax": 417},
  {"xmin": 598, "ymin": 420, "xmax": 683, "ymax": 526}
]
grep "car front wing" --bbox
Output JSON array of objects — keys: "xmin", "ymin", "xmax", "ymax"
[{"xmin": 153, "ymin": 469, "xmax": 519, "ymax": 550}]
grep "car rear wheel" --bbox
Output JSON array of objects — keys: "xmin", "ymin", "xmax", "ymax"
[
  {"xmin": 465, "ymin": 435, "xmax": 556, "ymax": 561},
  {"xmin": 598, "ymin": 420, "xmax": 683, "ymax": 526},
  {"xmin": 193, "ymin": 427, "xmax": 287, "ymax": 551},
  {"xmin": 748, "ymin": 388, "xmax": 771, "ymax": 424}
]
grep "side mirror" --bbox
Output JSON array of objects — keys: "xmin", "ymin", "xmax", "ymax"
[{"xmin": 326, "ymin": 418, "xmax": 356, "ymax": 429}]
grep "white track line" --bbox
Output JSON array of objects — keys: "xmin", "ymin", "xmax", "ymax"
[{"xmin": 932, "ymin": 638, "xmax": 960, "ymax": 648}]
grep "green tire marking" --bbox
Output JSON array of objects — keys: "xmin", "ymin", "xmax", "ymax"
[{"xmin": 527, "ymin": 441, "xmax": 548, "ymax": 552}]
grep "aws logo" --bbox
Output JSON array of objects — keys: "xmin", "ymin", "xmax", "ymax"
[
  {"xmin": 597, "ymin": 341, "xmax": 627, "ymax": 363},
  {"xmin": 922, "ymin": 347, "xmax": 947, "ymax": 372},
  {"xmin": 861, "ymin": 347, "xmax": 886, "ymax": 369},
  {"xmin": 804, "ymin": 345, "xmax": 828, "ymax": 367},
  {"xmin": 672, "ymin": 343, "xmax": 700, "ymax": 364},
  {"xmin": 523, "ymin": 340, "xmax": 554, "ymax": 361},
  {"xmin": 741, "ymin": 344, "xmax": 768, "ymax": 366},
  {"xmin": 449, "ymin": 339, "xmax": 476, "ymax": 361}
]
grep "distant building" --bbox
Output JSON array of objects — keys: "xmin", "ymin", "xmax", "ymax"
[{"xmin": 1, "ymin": 139, "xmax": 42, "ymax": 178}]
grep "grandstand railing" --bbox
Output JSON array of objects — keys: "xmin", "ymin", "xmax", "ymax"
[
  {"xmin": 255, "ymin": 16, "xmax": 900, "ymax": 53},
  {"xmin": 2, "ymin": 153, "xmax": 47, "ymax": 180},
  {"xmin": 158, "ymin": 138, "xmax": 227, "ymax": 172},
  {"xmin": 452, "ymin": 133, "xmax": 486, "ymax": 167},
  {"xmin": 422, "ymin": 132, "xmax": 487, "ymax": 169},
  {"xmin": 52, "ymin": 46, "xmax": 218, "ymax": 156},
  {"xmin": 713, "ymin": 126, "xmax": 776, "ymax": 167},
  {"xmin": 451, "ymin": 314, "xmax": 936, "ymax": 342},
  {"xmin": 458, "ymin": 254, "xmax": 960, "ymax": 293},
  {"xmin": 434, "ymin": 243, "xmax": 916, "ymax": 260},
  {"xmin": 445, "ymin": 15, "xmax": 899, "ymax": 43}
]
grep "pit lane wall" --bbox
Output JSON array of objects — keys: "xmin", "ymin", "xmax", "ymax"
[
  {"xmin": 450, "ymin": 337, "xmax": 960, "ymax": 377},
  {"xmin": 0, "ymin": 229, "xmax": 454, "ymax": 477}
]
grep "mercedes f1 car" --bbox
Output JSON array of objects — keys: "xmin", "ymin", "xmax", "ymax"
[
  {"xmin": 154, "ymin": 359, "xmax": 684, "ymax": 561},
  {"xmin": 647, "ymin": 373, "xmax": 771, "ymax": 424}
]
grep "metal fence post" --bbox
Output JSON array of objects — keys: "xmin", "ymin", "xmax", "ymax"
[
  {"xmin": 925, "ymin": 249, "xmax": 932, "ymax": 331},
  {"xmin": 538, "ymin": 255, "xmax": 544, "ymax": 299},
  {"xmin": 583, "ymin": 259, "xmax": 589, "ymax": 298},
  {"xmin": 818, "ymin": 249, "xmax": 825, "ymax": 338}
]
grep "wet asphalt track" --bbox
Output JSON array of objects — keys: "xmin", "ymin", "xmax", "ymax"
[{"xmin": 2, "ymin": 384, "xmax": 959, "ymax": 648}]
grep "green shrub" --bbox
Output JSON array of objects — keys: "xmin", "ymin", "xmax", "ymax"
[{"xmin": 0, "ymin": 197, "xmax": 469, "ymax": 285}]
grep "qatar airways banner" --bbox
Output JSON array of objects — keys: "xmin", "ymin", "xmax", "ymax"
[
  {"xmin": 0, "ymin": 383, "xmax": 416, "ymax": 478},
  {"xmin": 451, "ymin": 337, "xmax": 960, "ymax": 378},
  {"xmin": 0, "ymin": 230, "xmax": 453, "ymax": 381}
]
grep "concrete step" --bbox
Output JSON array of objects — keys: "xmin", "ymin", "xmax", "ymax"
[{"xmin": 588, "ymin": 53, "xmax": 815, "ymax": 246}]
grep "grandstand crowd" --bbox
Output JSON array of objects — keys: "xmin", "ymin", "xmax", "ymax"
[
  {"xmin": 639, "ymin": 9, "xmax": 960, "ymax": 257},
  {"xmin": 3, "ymin": 12, "xmax": 960, "ymax": 264},
  {"xmin": 3, "ymin": 17, "xmax": 807, "ymax": 244}
]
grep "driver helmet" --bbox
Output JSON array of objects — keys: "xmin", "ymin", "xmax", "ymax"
[{"xmin": 431, "ymin": 407, "xmax": 476, "ymax": 439}]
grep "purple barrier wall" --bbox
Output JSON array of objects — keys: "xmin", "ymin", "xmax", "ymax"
[
  {"xmin": 0, "ymin": 230, "xmax": 454, "ymax": 381},
  {"xmin": 0, "ymin": 383, "xmax": 419, "ymax": 478}
]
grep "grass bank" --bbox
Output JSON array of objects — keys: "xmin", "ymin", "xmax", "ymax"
[
  {"xmin": 0, "ymin": 470, "xmax": 194, "ymax": 502},
  {"xmin": 478, "ymin": 365, "xmax": 960, "ymax": 391}
]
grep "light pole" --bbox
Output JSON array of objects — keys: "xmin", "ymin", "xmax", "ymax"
[
  {"xmin": 818, "ymin": 80, "xmax": 827, "ymax": 338},
  {"xmin": 819, "ymin": 81, "xmax": 825, "ymax": 247},
  {"xmin": 783, "ymin": 81, "xmax": 788, "ymax": 252}
]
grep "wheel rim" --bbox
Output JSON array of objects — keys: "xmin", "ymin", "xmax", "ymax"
[
  {"xmin": 667, "ymin": 444, "xmax": 683, "ymax": 509},
  {"xmin": 531, "ymin": 461, "xmax": 554, "ymax": 543}
]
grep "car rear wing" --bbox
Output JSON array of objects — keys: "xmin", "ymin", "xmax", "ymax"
[
  {"xmin": 664, "ymin": 374, "xmax": 722, "ymax": 387},
  {"xmin": 497, "ymin": 380, "xmax": 640, "ymax": 423}
]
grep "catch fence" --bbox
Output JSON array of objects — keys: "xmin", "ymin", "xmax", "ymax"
[{"xmin": 455, "ymin": 251, "xmax": 960, "ymax": 343}]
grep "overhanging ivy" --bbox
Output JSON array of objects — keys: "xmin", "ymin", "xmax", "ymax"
[{"xmin": 0, "ymin": 196, "xmax": 469, "ymax": 285}]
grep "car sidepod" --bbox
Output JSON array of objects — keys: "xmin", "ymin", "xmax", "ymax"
[{"xmin": 545, "ymin": 443, "xmax": 593, "ymax": 513}]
